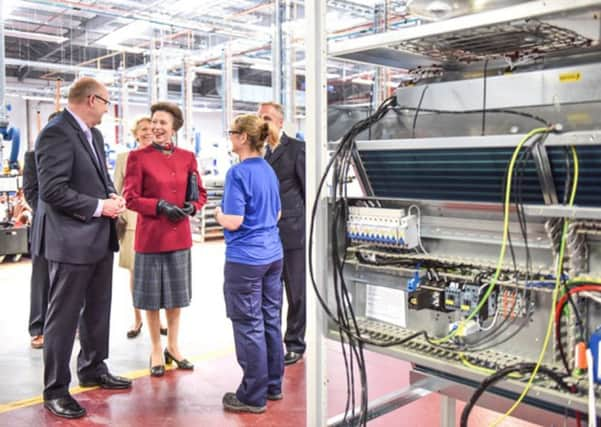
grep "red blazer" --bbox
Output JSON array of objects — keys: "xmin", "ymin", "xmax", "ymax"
[{"xmin": 124, "ymin": 146, "xmax": 207, "ymax": 253}]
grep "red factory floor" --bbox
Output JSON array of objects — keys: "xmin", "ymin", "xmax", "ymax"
[{"xmin": 0, "ymin": 341, "xmax": 567, "ymax": 427}]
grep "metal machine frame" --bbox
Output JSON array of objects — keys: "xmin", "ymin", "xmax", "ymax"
[{"xmin": 306, "ymin": 1, "xmax": 601, "ymax": 426}]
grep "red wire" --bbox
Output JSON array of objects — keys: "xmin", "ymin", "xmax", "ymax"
[
  {"xmin": 554, "ymin": 284, "xmax": 601, "ymax": 427},
  {"xmin": 555, "ymin": 285, "xmax": 601, "ymax": 326}
]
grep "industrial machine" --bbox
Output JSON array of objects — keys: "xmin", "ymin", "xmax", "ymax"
[{"xmin": 321, "ymin": 2, "xmax": 601, "ymax": 426}]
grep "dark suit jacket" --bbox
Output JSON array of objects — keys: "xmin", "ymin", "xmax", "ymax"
[
  {"xmin": 23, "ymin": 150, "xmax": 44, "ymax": 254},
  {"xmin": 23, "ymin": 151, "xmax": 38, "ymax": 212},
  {"xmin": 266, "ymin": 132, "xmax": 305, "ymax": 250},
  {"xmin": 35, "ymin": 109, "xmax": 119, "ymax": 264}
]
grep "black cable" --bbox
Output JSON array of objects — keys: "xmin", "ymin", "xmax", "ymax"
[
  {"xmin": 394, "ymin": 105, "xmax": 550, "ymax": 128},
  {"xmin": 481, "ymin": 58, "xmax": 489, "ymax": 136},
  {"xmin": 461, "ymin": 141, "xmax": 537, "ymax": 350},
  {"xmin": 560, "ymin": 147, "xmax": 586, "ymax": 340},
  {"xmin": 411, "ymin": 85, "xmax": 429, "ymax": 138},
  {"xmin": 308, "ymin": 96, "xmax": 553, "ymax": 426},
  {"xmin": 460, "ymin": 363, "xmax": 572, "ymax": 427}
]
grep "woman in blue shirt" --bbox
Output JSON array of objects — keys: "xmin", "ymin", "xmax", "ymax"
[{"xmin": 215, "ymin": 114, "xmax": 284, "ymax": 414}]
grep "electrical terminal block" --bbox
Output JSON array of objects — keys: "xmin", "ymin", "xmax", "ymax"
[{"xmin": 347, "ymin": 206, "xmax": 418, "ymax": 249}]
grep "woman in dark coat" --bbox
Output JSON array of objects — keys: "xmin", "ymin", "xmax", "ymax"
[{"xmin": 124, "ymin": 102, "xmax": 207, "ymax": 376}]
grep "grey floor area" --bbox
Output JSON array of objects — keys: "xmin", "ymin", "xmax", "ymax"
[{"xmin": 0, "ymin": 242, "xmax": 236, "ymax": 405}]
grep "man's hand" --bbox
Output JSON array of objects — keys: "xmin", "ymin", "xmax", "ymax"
[
  {"xmin": 109, "ymin": 193, "xmax": 126, "ymax": 209},
  {"xmin": 102, "ymin": 198, "xmax": 125, "ymax": 218}
]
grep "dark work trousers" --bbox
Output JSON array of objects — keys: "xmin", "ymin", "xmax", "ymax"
[
  {"xmin": 282, "ymin": 247, "xmax": 306, "ymax": 354},
  {"xmin": 43, "ymin": 252, "xmax": 113, "ymax": 400},
  {"xmin": 224, "ymin": 259, "xmax": 284, "ymax": 407},
  {"xmin": 28, "ymin": 254, "xmax": 50, "ymax": 337}
]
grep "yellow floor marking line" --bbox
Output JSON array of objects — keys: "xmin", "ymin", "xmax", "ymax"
[{"xmin": 0, "ymin": 346, "xmax": 234, "ymax": 414}]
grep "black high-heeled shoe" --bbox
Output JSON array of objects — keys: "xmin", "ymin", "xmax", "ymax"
[
  {"xmin": 164, "ymin": 348, "xmax": 194, "ymax": 370},
  {"xmin": 149, "ymin": 356, "xmax": 165, "ymax": 377}
]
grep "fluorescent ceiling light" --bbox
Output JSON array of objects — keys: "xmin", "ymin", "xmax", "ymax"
[
  {"xmin": 96, "ymin": 21, "xmax": 150, "ymax": 49},
  {"xmin": 22, "ymin": 95, "xmax": 67, "ymax": 103},
  {"xmin": 5, "ymin": 29, "xmax": 68, "ymax": 44},
  {"xmin": 101, "ymin": 44, "xmax": 145, "ymax": 54}
]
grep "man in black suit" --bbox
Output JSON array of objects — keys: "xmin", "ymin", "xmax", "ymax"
[
  {"xmin": 23, "ymin": 150, "xmax": 49, "ymax": 349},
  {"xmin": 24, "ymin": 111, "xmax": 61, "ymax": 350},
  {"xmin": 258, "ymin": 102, "xmax": 306, "ymax": 365},
  {"xmin": 35, "ymin": 77, "xmax": 131, "ymax": 419}
]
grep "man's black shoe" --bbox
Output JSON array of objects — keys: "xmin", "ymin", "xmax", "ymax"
[
  {"xmin": 79, "ymin": 372, "xmax": 132, "ymax": 389},
  {"xmin": 284, "ymin": 351, "xmax": 302, "ymax": 365},
  {"xmin": 44, "ymin": 395, "xmax": 86, "ymax": 419}
]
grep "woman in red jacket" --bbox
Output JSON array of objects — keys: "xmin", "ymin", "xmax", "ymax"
[{"xmin": 124, "ymin": 102, "xmax": 207, "ymax": 376}]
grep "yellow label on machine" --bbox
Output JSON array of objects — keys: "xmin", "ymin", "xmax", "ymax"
[{"xmin": 559, "ymin": 72, "xmax": 581, "ymax": 82}]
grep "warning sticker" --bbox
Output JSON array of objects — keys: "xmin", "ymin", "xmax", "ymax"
[{"xmin": 559, "ymin": 72, "xmax": 581, "ymax": 83}]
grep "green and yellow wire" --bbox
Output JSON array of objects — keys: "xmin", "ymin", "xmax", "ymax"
[
  {"xmin": 432, "ymin": 127, "xmax": 551, "ymax": 345},
  {"xmin": 491, "ymin": 145, "xmax": 579, "ymax": 426}
]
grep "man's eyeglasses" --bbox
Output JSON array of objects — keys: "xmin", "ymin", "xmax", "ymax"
[{"xmin": 92, "ymin": 94, "xmax": 111, "ymax": 105}]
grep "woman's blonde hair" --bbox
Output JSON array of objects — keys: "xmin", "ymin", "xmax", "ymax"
[
  {"xmin": 130, "ymin": 116, "xmax": 151, "ymax": 140},
  {"xmin": 231, "ymin": 114, "xmax": 278, "ymax": 153}
]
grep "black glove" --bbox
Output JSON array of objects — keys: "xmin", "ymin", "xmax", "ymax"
[
  {"xmin": 156, "ymin": 199, "xmax": 186, "ymax": 222},
  {"xmin": 182, "ymin": 202, "xmax": 196, "ymax": 216}
]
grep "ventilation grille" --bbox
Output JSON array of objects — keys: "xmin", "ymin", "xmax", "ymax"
[{"xmin": 398, "ymin": 20, "xmax": 592, "ymax": 63}]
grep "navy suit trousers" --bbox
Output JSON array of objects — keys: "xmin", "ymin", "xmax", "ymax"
[
  {"xmin": 224, "ymin": 259, "xmax": 284, "ymax": 407},
  {"xmin": 29, "ymin": 254, "xmax": 50, "ymax": 337}
]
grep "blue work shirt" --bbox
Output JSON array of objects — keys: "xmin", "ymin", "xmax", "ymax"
[{"xmin": 222, "ymin": 157, "xmax": 283, "ymax": 265}]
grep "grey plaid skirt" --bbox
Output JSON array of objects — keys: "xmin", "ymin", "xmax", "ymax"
[{"xmin": 133, "ymin": 249, "xmax": 192, "ymax": 310}]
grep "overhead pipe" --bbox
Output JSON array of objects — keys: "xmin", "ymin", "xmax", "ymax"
[
  {"xmin": 22, "ymin": 0, "xmax": 271, "ymax": 39},
  {"xmin": 5, "ymin": 58, "xmax": 117, "ymax": 77}
]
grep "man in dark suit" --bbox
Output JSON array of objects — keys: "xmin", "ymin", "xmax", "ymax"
[
  {"xmin": 23, "ymin": 150, "xmax": 49, "ymax": 349},
  {"xmin": 258, "ymin": 102, "xmax": 306, "ymax": 365},
  {"xmin": 24, "ymin": 111, "xmax": 61, "ymax": 350},
  {"xmin": 35, "ymin": 77, "xmax": 131, "ymax": 419}
]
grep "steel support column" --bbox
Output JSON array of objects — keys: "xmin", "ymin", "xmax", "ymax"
[
  {"xmin": 305, "ymin": 0, "xmax": 328, "ymax": 425},
  {"xmin": 283, "ymin": 0, "xmax": 296, "ymax": 123},
  {"xmin": 157, "ymin": 48, "xmax": 168, "ymax": 102},
  {"xmin": 119, "ymin": 71, "xmax": 129, "ymax": 146},
  {"xmin": 148, "ymin": 45, "xmax": 158, "ymax": 107},
  {"xmin": 182, "ymin": 57, "xmax": 194, "ymax": 149},
  {"xmin": 272, "ymin": 0, "xmax": 283, "ymax": 103},
  {"xmin": 373, "ymin": 1, "xmax": 390, "ymax": 106},
  {"xmin": 222, "ymin": 44, "xmax": 233, "ymax": 133},
  {"xmin": 0, "ymin": 0, "xmax": 8, "ymax": 126}
]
